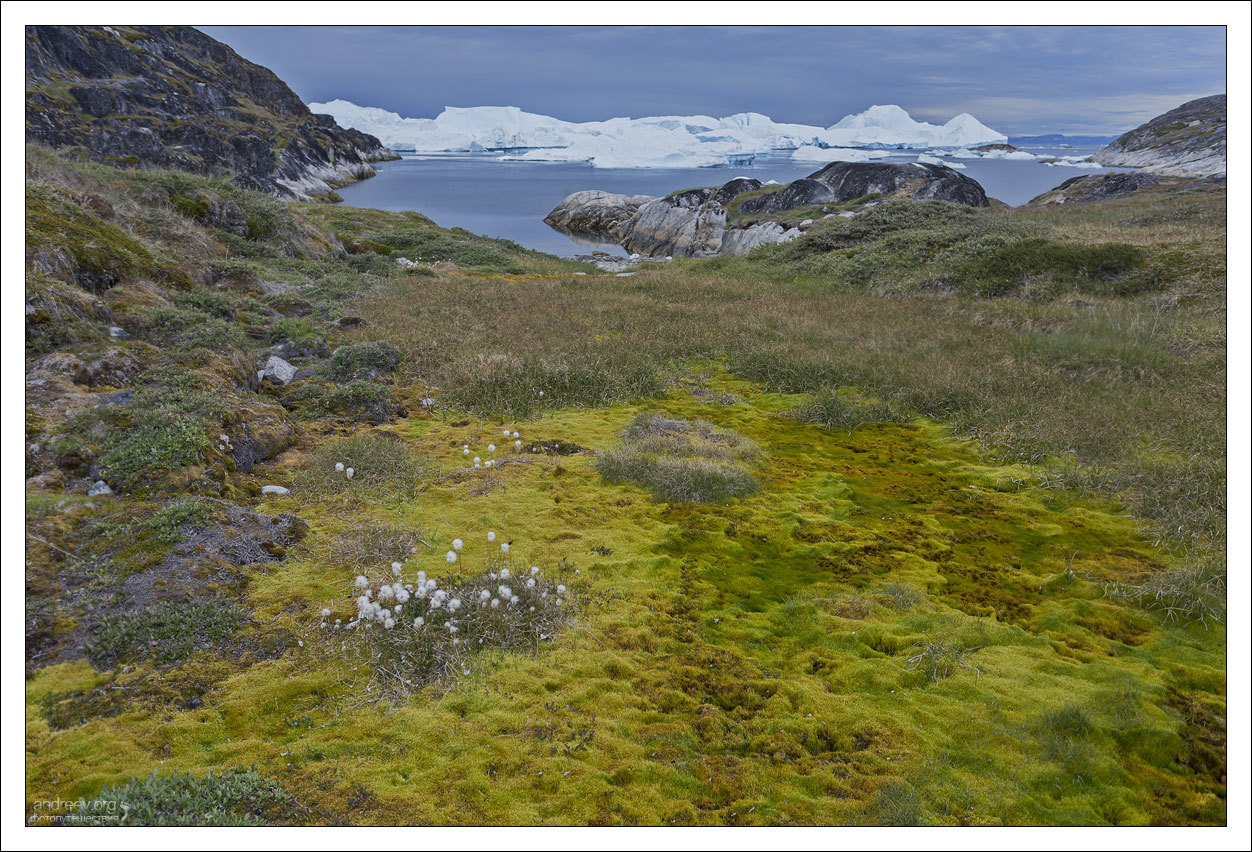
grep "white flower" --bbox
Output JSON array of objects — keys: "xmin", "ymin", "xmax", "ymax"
[
  {"xmin": 335, "ymin": 462, "xmax": 344, "ymax": 472},
  {"xmin": 491, "ymin": 598, "xmax": 500, "ymax": 608},
  {"xmin": 484, "ymin": 460, "xmax": 493, "ymax": 467},
  {"xmin": 391, "ymin": 561, "xmax": 402, "ymax": 574},
  {"xmin": 531, "ymin": 566, "xmax": 539, "ymax": 575},
  {"xmin": 396, "ymin": 588, "xmax": 410, "ymax": 604},
  {"xmin": 527, "ymin": 578, "xmax": 536, "ymax": 588},
  {"xmin": 500, "ymin": 542, "xmax": 509, "ymax": 553},
  {"xmin": 503, "ymin": 429, "xmax": 511, "ymax": 437},
  {"xmin": 538, "ymin": 391, "xmax": 544, "ymax": 397},
  {"xmin": 463, "ymin": 447, "xmax": 470, "ymax": 455},
  {"xmin": 447, "ymin": 623, "xmax": 458, "ymax": 633},
  {"xmin": 446, "ymin": 551, "xmax": 457, "ymax": 563},
  {"xmin": 354, "ymin": 575, "xmax": 369, "ymax": 589},
  {"xmin": 498, "ymin": 585, "xmax": 512, "ymax": 598},
  {"xmin": 378, "ymin": 585, "xmax": 394, "ymax": 600},
  {"xmin": 512, "ymin": 431, "xmax": 519, "ymax": 439},
  {"xmin": 557, "ymin": 584, "xmax": 566, "ymax": 594},
  {"xmin": 488, "ymin": 444, "xmax": 496, "ymax": 452},
  {"xmin": 479, "ymin": 589, "xmax": 490, "ymax": 600},
  {"xmin": 511, "ymin": 595, "xmax": 520, "ymax": 605},
  {"xmin": 321, "ymin": 608, "xmax": 331, "ymax": 617},
  {"xmin": 345, "ymin": 467, "xmax": 355, "ymax": 479},
  {"xmin": 515, "ymin": 440, "xmax": 522, "ymax": 449},
  {"xmin": 417, "ymin": 570, "xmax": 427, "ymax": 581},
  {"xmin": 487, "ymin": 531, "xmax": 496, "ymax": 542},
  {"xmin": 473, "ymin": 456, "xmax": 481, "ymax": 464},
  {"xmin": 384, "ymin": 618, "xmax": 395, "ymax": 629},
  {"xmin": 426, "ymin": 579, "xmax": 437, "ymax": 590},
  {"xmin": 499, "ymin": 568, "xmax": 510, "ymax": 580},
  {"xmin": 557, "ymin": 598, "xmax": 563, "ymax": 606},
  {"xmin": 414, "ymin": 617, "xmax": 425, "ymax": 627},
  {"xmin": 452, "ymin": 538, "xmax": 463, "ymax": 551},
  {"xmin": 449, "ymin": 598, "xmax": 461, "ymax": 611}
]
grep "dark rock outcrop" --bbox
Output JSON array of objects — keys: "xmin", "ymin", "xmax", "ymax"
[
  {"xmin": 25, "ymin": 25, "xmax": 397, "ymax": 200},
  {"xmin": 1092, "ymin": 95, "xmax": 1226, "ymax": 177},
  {"xmin": 740, "ymin": 161, "xmax": 989, "ymax": 214},
  {"xmin": 1027, "ymin": 172, "xmax": 1223, "ymax": 206}
]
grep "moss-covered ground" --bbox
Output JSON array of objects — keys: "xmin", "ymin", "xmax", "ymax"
[{"xmin": 26, "ymin": 375, "xmax": 1225, "ymax": 825}]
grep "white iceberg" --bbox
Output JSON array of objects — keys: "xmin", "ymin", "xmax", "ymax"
[
  {"xmin": 791, "ymin": 146, "xmax": 891, "ymax": 163},
  {"xmin": 917, "ymin": 153, "xmax": 967, "ymax": 169},
  {"xmin": 309, "ymin": 100, "xmax": 1008, "ymax": 168}
]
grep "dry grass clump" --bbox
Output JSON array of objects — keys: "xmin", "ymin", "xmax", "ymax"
[
  {"xmin": 1100, "ymin": 556, "xmax": 1226, "ymax": 626},
  {"xmin": 295, "ymin": 431, "xmax": 427, "ymax": 500},
  {"xmin": 790, "ymin": 388, "xmax": 912, "ymax": 434},
  {"xmin": 320, "ymin": 523, "xmax": 428, "ymax": 571},
  {"xmin": 596, "ymin": 412, "xmax": 762, "ymax": 504},
  {"xmin": 904, "ymin": 633, "xmax": 982, "ymax": 683}
]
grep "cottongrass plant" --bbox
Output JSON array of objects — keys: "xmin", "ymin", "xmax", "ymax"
[{"xmin": 311, "ymin": 532, "xmax": 576, "ymax": 697}]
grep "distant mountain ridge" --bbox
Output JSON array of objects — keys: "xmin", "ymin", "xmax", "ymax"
[
  {"xmin": 1092, "ymin": 95, "xmax": 1226, "ymax": 177},
  {"xmin": 25, "ymin": 25, "xmax": 396, "ymax": 200}
]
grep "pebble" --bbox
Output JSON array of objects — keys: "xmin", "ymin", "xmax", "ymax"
[{"xmin": 260, "ymin": 484, "xmax": 290, "ymax": 495}]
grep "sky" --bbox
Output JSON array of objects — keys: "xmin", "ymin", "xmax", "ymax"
[{"xmin": 201, "ymin": 25, "xmax": 1227, "ymax": 136}]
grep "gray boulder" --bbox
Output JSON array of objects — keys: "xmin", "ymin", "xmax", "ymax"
[
  {"xmin": 87, "ymin": 480, "xmax": 114, "ymax": 497},
  {"xmin": 261, "ymin": 355, "xmax": 297, "ymax": 385},
  {"xmin": 543, "ymin": 190, "xmax": 655, "ymax": 239}
]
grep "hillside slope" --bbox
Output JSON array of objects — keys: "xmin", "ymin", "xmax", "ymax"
[
  {"xmin": 1092, "ymin": 95, "xmax": 1226, "ymax": 177},
  {"xmin": 25, "ymin": 25, "xmax": 396, "ymax": 200}
]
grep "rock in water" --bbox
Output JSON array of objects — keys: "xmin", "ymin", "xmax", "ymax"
[
  {"xmin": 24, "ymin": 26, "xmax": 396, "ymax": 200},
  {"xmin": 1092, "ymin": 95, "xmax": 1226, "ymax": 177},
  {"xmin": 261, "ymin": 355, "xmax": 297, "ymax": 385},
  {"xmin": 543, "ymin": 190, "xmax": 655, "ymax": 239}
]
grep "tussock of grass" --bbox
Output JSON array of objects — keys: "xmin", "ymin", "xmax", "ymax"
[
  {"xmin": 596, "ymin": 412, "xmax": 761, "ymax": 503},
  {"xmin": 790, "ymin": 388, "xmax": 911, "ymax": 433},
  {"xmin": 1101, "ymin": 557, "xmax": 1226, "ymax": 626},
  {"xmin": 295, "ymin": 431, "xmax": 426, "ymax": 500}
]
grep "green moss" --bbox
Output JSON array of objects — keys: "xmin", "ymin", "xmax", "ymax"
[{"xmin": 25, "ymin": 183, "xmax": 156, "ymax": 292}]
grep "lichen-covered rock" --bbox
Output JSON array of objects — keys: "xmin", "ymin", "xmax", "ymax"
[
  {"xmin": 1093, "ymin": 95, "xmax": 1226, "ymax": 177},
  {"xmin": 261, "ymin": 355, "xmax": 297, "ymax": 385},
  {"xmin": 620, "ymin": 195, "xmax": 729, "ymax": 257}
]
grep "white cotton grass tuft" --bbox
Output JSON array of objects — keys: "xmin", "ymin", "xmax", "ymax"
[
  {"xmin": 512, "ymin": 432, "xmax": 520, "ymax": 439},
  {"xmin": 487, "ymin": 531, "xmax": 496, "ymax": 542},
  {"xmin": 345, "ymin": 467, "xmax": 355, "ymax": 479},
  {"xmin": 515, "ymin": 440, "xmax": 522, "ymax": 449},
  {"xmin": 488, "ymin": 444, "xmax": 496, "ymax": 453},
  {"xmin": 313, "ymin": 545, "xmax": 575, "ymax": 696},
  {"xmin": 335, "ymin": 462, "xmax": 345, "ymax": 472},
  {"xmin": 452, "ymin": 538, "xmax": 464, "ymax": 551},
  {"xmin": 503, "ymin": 429, "xmax": 511, "ymax": 437}
]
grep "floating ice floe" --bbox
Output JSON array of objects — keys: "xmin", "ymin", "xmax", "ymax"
[
  {"xmin": 917, "ymin": 153, "xmax": 967, "ymax": 169},
  {"xmin": 791, "ymin": 146, "xmax": 891, "ymax": 164}
]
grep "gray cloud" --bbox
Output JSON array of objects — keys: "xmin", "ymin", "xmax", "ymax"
[{"xmin": 201, "ymin": 25, "xmax": 1227, "ymax": 135}]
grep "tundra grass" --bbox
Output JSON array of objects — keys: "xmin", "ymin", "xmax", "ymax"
[{"xmin": 26, "ymin": 381, "xmax": 1225, "ymax": 825}]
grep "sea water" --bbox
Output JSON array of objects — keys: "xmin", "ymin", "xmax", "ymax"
[{"xmin": 333, "ymin": 148, "xmax": 1119, "ymax": 257}]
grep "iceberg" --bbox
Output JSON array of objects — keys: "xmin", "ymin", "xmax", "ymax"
[
  {"xmin": 791, "ymin": 146, "xmax": 890, "ymax": 163},
  {"xmin": 309, "ymin": 100, "xmax": 1008, "ymax": 168},
  {"xmin": 917, "ymin": 153, "xmax": 967, "ymax": 169}
]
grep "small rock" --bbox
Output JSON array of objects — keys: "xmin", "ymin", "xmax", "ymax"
[
  {"xmin": 261, "ymin": 355, "xmax": 297, "ymax": 385},
  {"xmin": 87, "ymin": 480, "xmax": 114, "ymax": 497},
  {"xmin": 108, "ymin": 326, "xmax": 132, "ymax": 340},
  {"xmin": 614, "ymin": 272, "xmax": 636, "ymax": 277},
  {"xmin": 260, "ymin": 485, "xmax": 290, "ymax": 495}
]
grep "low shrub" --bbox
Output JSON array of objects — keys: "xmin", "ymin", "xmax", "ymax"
[
  {"xmin": 328, "ymin": 340, "xmax": 400, "ymax": 381},
  {"xmin": 87, "ymin": 598, "xmax": 249, "ymax": 668},
  {"xmin": 93, "ymin": 769, "xmax": 293, "ymax": 826},
  {"xmin": 283, "ymin": 381, "xmax": 401, "ymax": 424},
  {"xmin": 1101, "ymin": 557, "xmax": 1226, "ymax": 626}
]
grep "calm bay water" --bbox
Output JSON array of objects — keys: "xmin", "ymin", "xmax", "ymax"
[{"xmin": 334, "ymin": 148, "xmax": 1118, "ymax": 257}]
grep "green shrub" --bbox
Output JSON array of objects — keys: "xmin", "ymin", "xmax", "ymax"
[
  {"xmin": 328, "ymin": 340, "xmax": 400, "ymax": 381},
  {"xmin": 283, "ymin": 380, "xmax": 400, "ymax": 423},
  {"xmin": 147, "ymin": 306, "xmax": 247, "ymax": 351},
  {"xmin": 94, "ymin": 769, "xmax": 292, "ymax": 826},
  {"xmin": 87, "ymin": 598, "xmax": 249, "ymax": 668},
  {"xmin": 960, "ymin": 238, "xmax": 1145, "ymax": 297}
]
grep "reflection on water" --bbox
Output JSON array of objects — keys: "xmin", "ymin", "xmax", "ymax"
[{"xmin": 334, "ymin": 149, "xmax": 1118, "ymax": 257}]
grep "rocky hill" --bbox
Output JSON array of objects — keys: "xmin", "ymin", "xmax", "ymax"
[
  {"xmin": 1093, "ymin": 94, "xmax": 1226, "ymax": 177},
  {"xmin": 25, "ymin": 25, "xmax": 396, "ymax": 200},
  {"xmin": 546, "ymin": 160, "xmax": 989, "ymax": 258}
]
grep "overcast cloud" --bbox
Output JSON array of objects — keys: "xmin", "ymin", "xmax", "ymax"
[{"xmin": 201, "ymin": 25, "xmax": 1227, "ymax": 136}]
